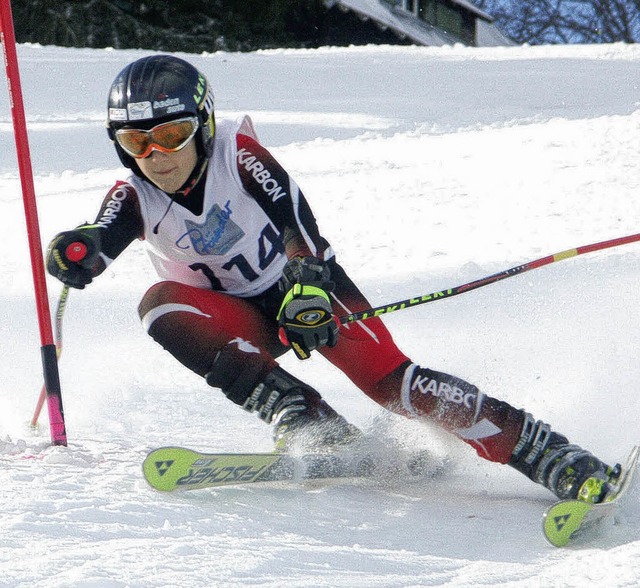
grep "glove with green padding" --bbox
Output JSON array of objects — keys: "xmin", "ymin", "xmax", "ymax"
[{"xmin": 277, "ymin": 257, "xmax": 339, "ymax": 360}]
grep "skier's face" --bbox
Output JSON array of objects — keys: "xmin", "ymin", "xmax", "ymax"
[{"xmin": 136, "ymin": 139, "xmax": 198, "ymax": 194}]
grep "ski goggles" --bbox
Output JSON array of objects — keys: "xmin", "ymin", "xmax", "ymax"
[{"xmin": 114, "ymin": 116, "xmax": 199, "ymax": 159}]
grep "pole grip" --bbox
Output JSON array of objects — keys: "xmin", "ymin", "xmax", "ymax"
[{"xmin": 65, "ymin": 241, "xmax": 88, "ymax": 263}]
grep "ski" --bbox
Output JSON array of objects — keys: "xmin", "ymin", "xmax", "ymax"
[
  {"xmin": 542, "ymin": 445, "xmax": 639, "ymax": 547},
  {"xmin": 142, "ymin": 446, "xmax": 442, "ymax": 492}
]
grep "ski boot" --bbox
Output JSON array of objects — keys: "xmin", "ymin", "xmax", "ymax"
[
  {"xmin": 255, "ymin": 368, "xmax": 362, "ymax": 452},
  {"xmin": 509, "ymin": 413, "xmax": 621, "ymax": 503},
  {"xmin": 205, "ymin": 345, "xmax": 361, "ymax": 452}
]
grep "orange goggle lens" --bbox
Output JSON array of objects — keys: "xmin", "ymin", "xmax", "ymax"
[{"xmin": 115, "ymin": 117, "xmax": 199, "ymax": 159}]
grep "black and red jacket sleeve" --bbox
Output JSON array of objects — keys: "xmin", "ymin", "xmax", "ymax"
[
  {"xmin": 235, "ymin": 133, "xmax": 332, "ymax": 261},
  {"xmin": 89, "ymin": 181, "xmax": 144, "ymax": 276}
]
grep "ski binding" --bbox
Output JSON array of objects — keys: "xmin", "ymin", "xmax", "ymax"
[{"xmin": 542, "ymin": 445, "xmax": 639, "ymax": 547}]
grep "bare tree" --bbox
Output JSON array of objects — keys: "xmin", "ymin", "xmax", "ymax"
[
  {"xmin": 475, "ymin": 0, "xmax": 640, "ymax": 43},
  {"xmin": 568, "ymin": 0, "xmax": 640, "ymax": 42}
]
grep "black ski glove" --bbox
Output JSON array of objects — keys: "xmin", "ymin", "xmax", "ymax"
[
  {"xmin": 277, "ymin": 257, "xmax": 339, "ymax": 360},
  {"xmin": 46, "ymin": 224, "xmax": 101, "ymax": 289}
]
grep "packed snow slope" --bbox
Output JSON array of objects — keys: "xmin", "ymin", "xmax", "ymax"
[{"xmin": 1, "ymin": 42, "xmax": 640, "ymax": 587}]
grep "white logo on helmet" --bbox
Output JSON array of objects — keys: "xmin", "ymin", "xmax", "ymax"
[
  {"xmin": 127, "ymin": 101, "xmax": 153, "ymax": 120},
  {"xmin": 153, "ymin": 97, "xmax": 186, "ymax": 115},
  {"xmin": 109, "ymin": 108, "xmax": 127, "ymax": 121}
]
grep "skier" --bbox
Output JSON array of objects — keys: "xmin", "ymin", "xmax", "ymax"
[{"xmin": 47, "ymin": 55, "xmax": 619, "ymax": 503}]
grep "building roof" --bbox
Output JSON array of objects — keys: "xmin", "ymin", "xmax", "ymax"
[
  {"xmin": 325, "ymin": 0, "xmax": 513, "ymax": 47},
  {"xmin": 448, "ymin": 0, "xmax": 493, "ymax": 21}
]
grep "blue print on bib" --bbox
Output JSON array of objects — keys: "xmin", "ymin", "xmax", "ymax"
[{"xmin": 177, "ymin": 200, "xmax": 245, "ymax": 255}]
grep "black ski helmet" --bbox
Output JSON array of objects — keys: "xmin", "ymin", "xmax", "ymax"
[{"xmin": 106, "ymin": 55, "xmax": 215, "ymax": 174}]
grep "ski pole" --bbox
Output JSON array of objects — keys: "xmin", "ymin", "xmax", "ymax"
[
  {"xmin": 29, "ymin": 239, "xmax": 88, "ymax": 428},
  {"xmin": 30, "ymin": 285, "xmax": 70, "ymax": 429},
  {"xmin": 339, "ymin": 231, "xmax": 640, "ymax": 324}
]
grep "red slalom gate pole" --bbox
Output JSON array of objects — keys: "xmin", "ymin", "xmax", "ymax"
[{"xmin": 1, "ymin": 0, "xmax": 67, "ymax": 445}]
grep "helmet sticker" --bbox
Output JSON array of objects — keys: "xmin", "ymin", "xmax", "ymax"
[
  {"xmin": 109, "ymin": 108, "xmax": 128, "ymax": 121},
  {"xmin": 128, "ymin": 101, "xmax": 153, "ymax": 120},
  {"xmin": 193, "ymin": 74, "xmax": 207, "ymax": 106},
  {"xmin": 202, "ymin": 86, "xmax": 215, "ymax": 114},
  {"xmin": 153, "ymin": 97, "xmax": 186, "ymax": 115}
]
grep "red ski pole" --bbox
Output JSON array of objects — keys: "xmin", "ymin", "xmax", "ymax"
[
  {"xmin": 1, "ymin": 0, "xmax": 67, "ymax": 445},
  {"xmin": 340, "ymin": 232, "xmax": 640, "ymax": 324}
]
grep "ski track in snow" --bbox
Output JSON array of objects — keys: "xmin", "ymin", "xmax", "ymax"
[{"xmin": 0, "ymin": 43, "xmax": 639, "ymax": 587}]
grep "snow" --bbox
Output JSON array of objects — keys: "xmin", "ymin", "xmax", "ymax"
[{"xmin": 1, "ymin": 42, "xmax": 640, "ymax": 587}]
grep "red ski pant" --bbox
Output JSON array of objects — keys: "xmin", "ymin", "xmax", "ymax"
[{"xmin": 139, "ymin": 271, "xmax": 524, "ymax": 464}]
